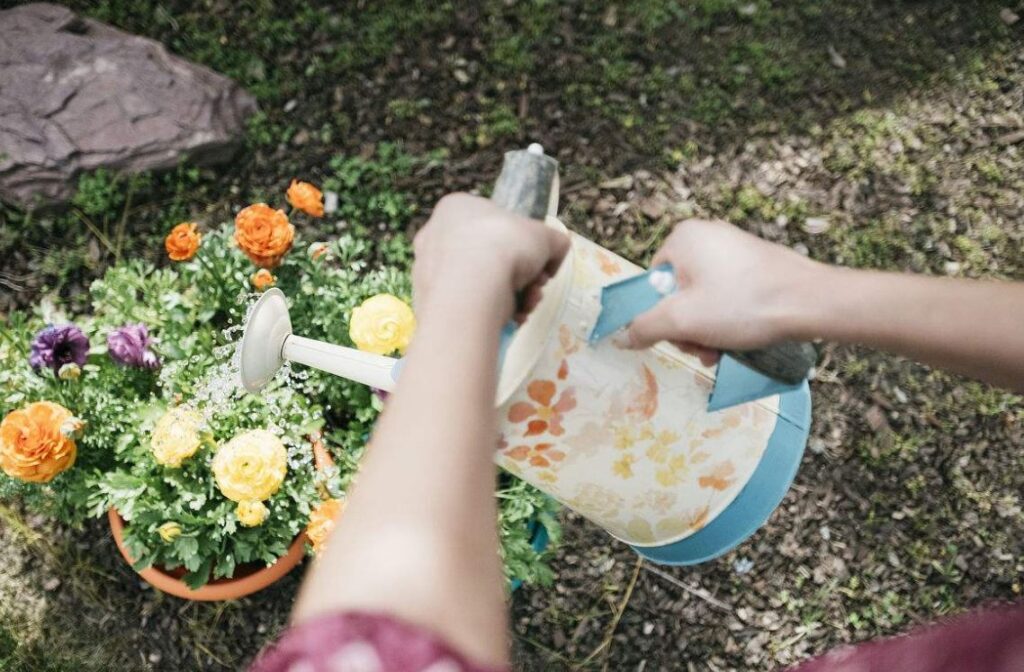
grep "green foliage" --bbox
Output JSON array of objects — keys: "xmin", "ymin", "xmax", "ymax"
[
  {"xmin": 1, "ymin": 219, "xmax": 555, "ymax": 589},
  {"xmin": 321, "ymin": 144, "xmax": 440, "ymax": 266}
]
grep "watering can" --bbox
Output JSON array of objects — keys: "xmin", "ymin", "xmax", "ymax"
[{"xmin": 238, "ymin": 145, "xmax": 813, "ymax": 565}]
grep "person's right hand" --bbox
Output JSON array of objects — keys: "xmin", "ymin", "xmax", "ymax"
[{"xmin": 627, "ymin": 219, "xmax": 820, "ymax": 364}]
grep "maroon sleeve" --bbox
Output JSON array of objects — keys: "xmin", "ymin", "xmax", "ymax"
[
  {"xmin": 787, "ymin": 605, "xmax": 1024, "ymax": 672},
  {"xmin": 249, "ymin": 611, "xmax": 508, "ymax": 672}
]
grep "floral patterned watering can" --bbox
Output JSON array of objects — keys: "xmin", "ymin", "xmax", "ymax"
[{"xmin": 238, "ymin": 146, "xmax": 813, "ymax": 564}]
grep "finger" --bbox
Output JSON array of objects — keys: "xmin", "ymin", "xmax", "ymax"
[
  {"xmin": 671, "ymin": 341, "xmax": 720, "ymax": 367},
  {"xmin": 625, "ymin": 295, "xmax": 691, "ymax": 350},
  {"xmin": 543, "ymin": 228, "xmax": 571, "ymax": 277},
  {"xmin": 521, "ymin": 275, "xmax": 548, "ymax": 311}
]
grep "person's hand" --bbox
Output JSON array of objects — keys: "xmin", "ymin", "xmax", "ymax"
[
  {"xmin": 627, "ymin": 219, "xmax": 820, "ymax": 364},
  {"xmin": 413, "ymin": 193, "xmax": 569, "ymax": 321}
]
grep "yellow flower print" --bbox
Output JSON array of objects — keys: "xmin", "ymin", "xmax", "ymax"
[
  {"xmin": 656, "ymin": 506, "xmax": 710, "ymax": 539},
  {"xmin": 613, "ymin": 424, "xmax": 637, "ymax": 451},
  {"xmin": 655, "ymin": 453, "xmax": 689, "ymax": 487},
  {"xmin": 612, "ymin": 453, "xmax": 637, "ymax": 479},
  {"xmin": 625, "ymin": 517, "xmax": 655, "ymax": 543},
  {"xmin": 537, "ymin": 471, "xmax": 558, "ymax": 485},
  {"xmin": 645, "ymin": 429, "xmax": 680, "ymax": 464},
  {"xmin": 632, "ymin": 490, "xmax": 678, "ymax": 515},
  {"xmin": 568, "ymin": 483, "xmax": 624, "ymax": 521},
  {"xmin": 637, "ymin": 423, "xmax": 655, "ymax": 442}
]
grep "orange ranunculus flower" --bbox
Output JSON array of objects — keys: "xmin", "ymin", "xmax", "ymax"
[
  {"xmin": 286, "ymin": 180, "xmax": 324, "ymax": 218},
  {"xmin": 251, "ymin": 269, "xmax": 276, "ymax": 291},
  {"xmin": 306, "ymin": 498, "xmax": 345, "ymax": 555},
  {"xmin": 165, "ymin": 223, "xmax": 201, "ymax": 261},
  {"xmin": 0, "ymin": 401, "xmax": 78, "ymax": 483},
  {"xmin": 234, "ymin": 204, "xmax": 295, "ymax": 268}
]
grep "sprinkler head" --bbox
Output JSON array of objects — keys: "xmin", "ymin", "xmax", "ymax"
[{"xmin": 238, "ymin": 288, "xmax": 292, "ymax": 393}]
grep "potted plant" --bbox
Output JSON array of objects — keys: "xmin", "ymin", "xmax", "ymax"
[{"xmin": 0, "ymin": 178, "xmax": 559, "ymax": 600}]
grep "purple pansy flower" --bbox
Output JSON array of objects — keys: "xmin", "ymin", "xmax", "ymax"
[
  {"xmin": 107, "ymin": 324, "xmax": 160, "ymax": 369},
  {"xmin": 29, "ymin": 324, "xmax": 90, "ymax": 374}
]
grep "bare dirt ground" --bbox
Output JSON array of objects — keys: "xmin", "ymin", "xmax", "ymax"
[{"xmin": 1, "ymin": 1, "xmax": 1023, "ymax": 670}]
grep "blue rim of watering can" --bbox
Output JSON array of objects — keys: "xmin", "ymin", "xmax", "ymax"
[
  {"xmin": 631, "ymin": 381, "xmax": 811, "ymax": 565},
  {"xmin": 509, "ymin": 519, "xmax": 552, "ymax": 592}
]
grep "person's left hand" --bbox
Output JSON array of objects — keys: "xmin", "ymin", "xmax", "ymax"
[{"xmin": 412, "ymin": 193, "xmax": 569, "ymax": 321}]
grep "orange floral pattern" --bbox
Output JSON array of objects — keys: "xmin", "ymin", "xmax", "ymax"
[
  {"xmin": 492, "ymin": 226, "xmax": 784, "ymax": 546},
  {"xmin": 508, "ymin": 378, "xmax": 577, "ymax": 437},
  {"xmin": 503, "ymin": 442, "xmax": 565, "ymax": 469}
]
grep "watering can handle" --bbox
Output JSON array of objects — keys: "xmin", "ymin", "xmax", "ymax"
[
  {"xmin": 726, "ymin": 341, "xmax": 817, "ymax": 386},
  {"xmin": 490, "ymin": 143, "xmax": 559, "ymax": 220}
]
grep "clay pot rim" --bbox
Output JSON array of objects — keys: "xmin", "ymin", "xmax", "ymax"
[{"xmin": 108, "ymin": 507, "xmax": 307, "ymax": 601}]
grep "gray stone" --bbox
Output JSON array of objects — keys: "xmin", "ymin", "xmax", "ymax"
[{"xmin": 0, "ymin": 3, "xmax": 257, "ymax": 208}]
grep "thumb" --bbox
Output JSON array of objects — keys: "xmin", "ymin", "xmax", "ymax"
[{"xmin": 625, "ymin": 294, "xmax": 693, "ymax": 350}]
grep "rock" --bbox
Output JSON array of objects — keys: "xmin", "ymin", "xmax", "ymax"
[{"xmin": 0, "ymin": 3, "xmax": 257, "ymax": 208}]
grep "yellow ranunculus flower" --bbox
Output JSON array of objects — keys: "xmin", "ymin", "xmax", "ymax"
[
  {"xmin": 236, "ymin": 500, "xmax": 269, "ymax": 527},
  {"xmin": 212, "ymin": 429, "xmax": 288, "ymax": 503},
  {"xmin": 151, "ymin": 407, "xmax": 204, "ymax": 467},
  {"xmin": 349, "ymin": 294, "xmax": 416, "ymax": 355},
  {"xmin": 158, "ymin": 522, "xmax": 182, "ymax": 543}
]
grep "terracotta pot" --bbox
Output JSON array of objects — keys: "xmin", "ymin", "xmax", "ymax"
[
  {"xmin": 108, "ymin": 508, "xmax": 307, "ymax": 601},
  {"xmin": 108, "ymin": 434, "xmax": 334, "ymax": 601}
]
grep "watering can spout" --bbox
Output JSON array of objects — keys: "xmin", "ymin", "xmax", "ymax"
[
  {"xmin": 238, "ymin": 287, "xmax": 399, "ymax": 394},
  {"xmin": 282, "ymin": 335, "xmax": 398, "ymax": 392}
]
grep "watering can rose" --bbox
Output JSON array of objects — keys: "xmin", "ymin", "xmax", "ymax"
[
  {"xmin": 0, "ymin": 401, "xmax": 78, "ymax": 483},
  {"xmin": 151, "ymin": 407, "xmax": 205, "ymax": 467},
  {"xmin": 165, "ymin": 222, "xmax": 201, "ymax": 261},
  {"xmin": 349, "ymin": 294, "xmax": 416, "ymax": 355},
  {"xmin": 212, "ymin": 430, "xmax": 288, "ymax": 503},
  {"xmin": 234, "ymin": 203, "xmax": 295, "ymax": 268},
  {"xmin": 306, "ymin": 497, "xmax": 345, "ymax": 554}
]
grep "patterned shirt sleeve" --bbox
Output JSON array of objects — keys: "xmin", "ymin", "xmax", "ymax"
[
  {"xmin": 786, "ymin": 605, "xmax": 1024, "ymax": 672},
  {"xmin": 249, "ymin": 611, "xmax": 509, "ymax": 672}
]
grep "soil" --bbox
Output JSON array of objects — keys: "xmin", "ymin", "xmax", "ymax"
[{"xmin": 1, "ymin": 1, "xmax": 1024, "ymax": 671}]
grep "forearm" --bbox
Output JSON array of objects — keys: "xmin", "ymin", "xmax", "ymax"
[
  {"xmin": 293, "ymin": 279, "xmax": 512, "ymax": 666},
  {"xmin": 791, "ymin": 265, "xmax": 1024, "ymax": 392}
]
